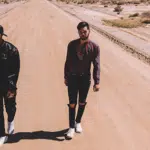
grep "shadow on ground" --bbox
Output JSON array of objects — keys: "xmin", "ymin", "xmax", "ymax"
[{"xmin": 6, "ymin": 128, "xmax": 70, "ymax": 143}]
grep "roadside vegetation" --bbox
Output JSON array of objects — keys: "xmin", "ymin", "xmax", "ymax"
[
  {"xmin": 0, "ymin": 0, "xmax": 25, "ymax": 4},
  {"xmin": 103, "ymin": 11, "xmax": 150, "ymax": 28},
  {"xmin": 56, "ymin": 0, "xmax": 150, "ymax": 5}
]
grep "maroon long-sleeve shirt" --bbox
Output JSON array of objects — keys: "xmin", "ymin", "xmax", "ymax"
[{"xmin": 64, "ymin": 38, "xmax": 100, "ymax": 85}]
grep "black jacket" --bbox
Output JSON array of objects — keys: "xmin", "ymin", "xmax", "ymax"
[{"xmin": 0, "ymin": 40, "xmax": 20, "ymax": 91}]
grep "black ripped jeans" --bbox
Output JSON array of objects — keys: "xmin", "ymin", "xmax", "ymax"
[
  {"xmin": 67, "ymin": 74, "xmax": 91, "ymax": 128},
  {"xmin": 0, "ymin": 91, "xmax": 16, "ymax": 137}
]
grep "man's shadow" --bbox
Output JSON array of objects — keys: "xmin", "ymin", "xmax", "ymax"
[{"xmin": 6, "ymin": 128, "xmax": 70, "ymax": 144}]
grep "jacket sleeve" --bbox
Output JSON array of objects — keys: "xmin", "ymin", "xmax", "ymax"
[
  {"xmin": 93, "ymin": 45, "xmax": 100, "ymax": 85},
  {"xmin": 8, "ymin": 46, "xmax": 20, "ymax": 91},
  {"xmin": 64, "ymin": 42, "xmax": 71, "ymax": 80}
]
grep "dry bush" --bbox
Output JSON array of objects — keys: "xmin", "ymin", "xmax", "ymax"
[
  {"xmin": 141, "ymin": 19, "xmax": 150, "ymax": 24},
  {"xmin": 101, "ymin": 0, "xmax": 111, "ymax": 5},
  {"xmin": 140, "ymin": 0, "xmax": 148, "ymax": 2},
  {"xmin": 0, "ymin": 0, "xmax": 9, "ymax": 3},
  {"xmin": 104, "ymin": 5, "xmax": 108, "ymax": 7},
  {"xmin": 133, "ymin": 0, "xmax": 141, "ymax": 4},
  {"xmin": 110, "ymin": 0, "xmax": 118, "ymax": 4},
  {"xmin": 117, "ymin": 1, "xmax": 125, "ymax": 5},
  {"xmin": 129, "ymin": 13, "xmax": 139, "ymax": 17},
  {"xmin": 76, "ymin": 0, "xmax": 97, "ymax": 4},
  {"xmin": 77, "ymin": 0, "xmax": 86, "ymax": 4},
  {"xmin": 66, "ymin": 0, "xmax": 70, "ymax": 3},
  {"xmin": 114, "ymin": 5, "xmax": 123, "ymax": 13},
  {"xmin": 141, "ymin": 11, "xmax": 150, "ymax": 24},
  {"xmin": 141, "ymin": 11, "xmax": 150, "ymax": 18},
  {"xmin": 4, "ymin": 0, "xmax": 9, "ymax": 3}
]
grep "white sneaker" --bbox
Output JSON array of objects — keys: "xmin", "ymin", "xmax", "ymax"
[
  {"xmin": 66, "ymin": 128, "xmax": 75, "ymax": 139},
  {"xmin": 8, "ymin": 121, "xmax": 14, "ymax": 135},
  {"xmin": 0, "ymin": 136, "xmax": 8, "ymax": 146},
  {"xmin": 75, "ymin": 123, "xmax": 83, "ymax": 133}
]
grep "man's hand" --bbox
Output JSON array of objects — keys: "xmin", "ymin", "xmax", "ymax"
[
  {"xmin": 64, "ymin": 79, "xmax": 68, "ymax": 86},
  {"xmin": 93, "ymin": 84, "xmax": 100, "ymax": 92},
  {"xmin": 7, "ymin": 90, "xmax": 16, "ymax": 98}
]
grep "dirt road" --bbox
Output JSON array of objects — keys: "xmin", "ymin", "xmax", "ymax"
[
  {"xmin": 1, "ymin": 0, "xmax": 150, "ymax": 149},
  {"xmin": 53, "ymin": 1, "xmax": 150, "ymax": 58}
]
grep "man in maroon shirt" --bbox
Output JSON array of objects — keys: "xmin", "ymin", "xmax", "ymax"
[{"xmin": 64, "ymin": 21, "xmax": 100, "ymax": 139}]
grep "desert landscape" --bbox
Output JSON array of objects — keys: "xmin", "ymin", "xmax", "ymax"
[
  {"xmin": 52, "ymin": 0, "xmax": 150, "ymax": 62},
  {"xmin": 0, "ymin": 0, "xmax": 150, "ymax": 149}
]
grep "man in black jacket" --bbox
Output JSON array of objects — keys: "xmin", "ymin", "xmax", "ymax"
[
  {"xmin": 64, "ymin": 21, "xmax": 100, "ymax": 139},
  {"xmin": 0, "ymin": 25, "xmax": 20, "ymax": 145}
]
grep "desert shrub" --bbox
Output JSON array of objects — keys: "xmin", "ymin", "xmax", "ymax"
[{"xmin": 129, "ymin": 13, "xmax": 139, "ymax": 17}]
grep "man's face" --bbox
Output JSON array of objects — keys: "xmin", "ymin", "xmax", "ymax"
[{"xmin": 78, "ymin": 26, "xmax": 90, "ymax": 40}]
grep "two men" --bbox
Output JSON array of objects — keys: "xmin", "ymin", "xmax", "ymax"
[
  {"xmin": 0, "ymin": 21, "xmax": 100, "ymax": 144},
  {"xmin": 0, "ymin": 25, "xmax": 20, "ymax": 145},
  {"xmin": 64, "ymin": 21, "xmax": 100, "ymax": 139}
]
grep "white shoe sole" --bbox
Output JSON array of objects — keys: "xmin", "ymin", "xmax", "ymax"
[
  {"xmin": 75, "ymin": 130, "xmax": 82, "ymax": 133},
  {"xmin": 65, "ymin": 130, "xmax": 74, "ymax": 139},
  {"xmin": 75, "ymin": 126, "xmax": 83, "ymax": 133}
]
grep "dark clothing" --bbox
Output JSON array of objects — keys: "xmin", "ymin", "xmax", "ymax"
[
  {"xmin": 64, "ymin": 38, "xmax": 100, "ymax": 85},
  {"xmin": 68, "ymin": 104, "xmax": 76, "ymax": 128},
  {"xmin": 68, "ymin": 103, "xmax": 86, "ymax": 128},
  {"xmin": 76, "ymin": 103, "xmax": 87, "ymax": 124},
  {"xmin": 67, "ymin": 74, "xmax": 90, "ymax": 128},
  {"xmin": 67, "ymin": 74, "xmax": 91, "ymax": 104},
  {"xmin": 0, "ymin": 40, "xmax": 19, "ymax": 137},
  {"xmin": 65, "ymin": 38, "xmax": 100, "ymax": 128},
  {"xmin": 0, "ymin": 40, "xmax": 20, "ymax": 92},
  {"xmin": 0, "ymin": 91, "xmax": 16, "ymax": 136}
]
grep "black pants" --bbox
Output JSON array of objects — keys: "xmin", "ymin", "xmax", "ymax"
[
  {"xmin": 0, "ymin": 91, "xmax": 16, "ymax": 137},
  {"xmin": 67, "ymin": 74, "xmax": 91, "ymax": 128}
]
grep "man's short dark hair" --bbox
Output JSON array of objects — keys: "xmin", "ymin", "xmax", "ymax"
[{"xmin": 77, "ymin": 21, "xmax": 90, "ymax": 30}]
